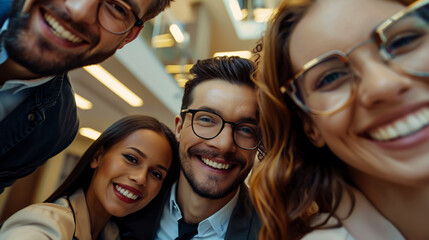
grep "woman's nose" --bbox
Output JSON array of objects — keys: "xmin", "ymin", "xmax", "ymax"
[
  {"xmin": 354, "ymin": 53, "xmax": 412, "ymax": 109},
  {"xmin": 129, "ymin": 169, "xmax": 148, "ymax": 186}
]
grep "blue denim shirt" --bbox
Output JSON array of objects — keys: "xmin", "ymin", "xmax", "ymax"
[{"xmin": 0, "ymin": 73, "xmax": 79, "ymax": 193}]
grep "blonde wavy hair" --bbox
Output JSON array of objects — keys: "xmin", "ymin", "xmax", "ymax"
[{"xmin": 250, "ymin": 0, "xmax": 416, "ymax": 239}]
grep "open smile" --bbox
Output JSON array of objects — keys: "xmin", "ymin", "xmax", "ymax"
[
  {"xmin": 368, "ymin": 107, "xmax": 429, "ymax": 141},
  {"xmin": 201, "ymin": 156, "xmax": 232, "ymax": 170},
  {"xmin": 42, "ymin": 11, "xmax": 85, "ymax": 44},
  {"xmin": 113, "ymin": 183, "xmax": 142, "ymax": 203}
]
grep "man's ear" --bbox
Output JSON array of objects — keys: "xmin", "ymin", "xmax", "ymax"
[
  {"xmin": 90, "ymin": 148, "xmax": 104, "ymax": 169},
  {"xmin": 174, "ymin": 115, "xmax": 183, "ymax": 142},
  {"xmin": 118, "ymin": 25, "xmax": 144, "ymax": 49},
  {"xmin": 301, "ymin": 115, "xmax": 325, "ymax": 148}
]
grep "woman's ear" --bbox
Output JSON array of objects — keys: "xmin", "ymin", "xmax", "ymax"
[
  {"xmin": 301, "ymin": 114, "xmax": 325, "ymax": 148},
  {"xmin": 90, "ymin": 148, "xmax": 104, "ymax": 169}
]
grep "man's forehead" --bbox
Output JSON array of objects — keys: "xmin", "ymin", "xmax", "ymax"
[{"xmin": 189, "ymin": 84, "xmax": 258, "ymax": 122}]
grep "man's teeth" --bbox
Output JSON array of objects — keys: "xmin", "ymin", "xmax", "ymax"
[
  {"xmin": 201, "ymin": 157, "xmax": 231, "ymax": 170},
  {"xmin": 44, "ymin": 13, "xmax": 82, "ymax": 43},
  {"xmin": 369, "ymin": 108, "xmax": 429, "ymax": 141},
  {"xmin": 115, "ymin": 185, "xmax": 139, "ymax": 200}
]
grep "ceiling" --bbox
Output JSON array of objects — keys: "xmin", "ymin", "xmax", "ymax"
[{"xmin": 66, "ymin": 0, "xmax": 275, "ymax": 152}]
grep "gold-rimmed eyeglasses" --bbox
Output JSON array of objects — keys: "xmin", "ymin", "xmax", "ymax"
[
  {"xmin": 283, "ymin": 0, "xmax": 429, "ymax": 115},
  {"xmin": 98, "ymin": 0, "xmax": 143, "ymax": 35}
]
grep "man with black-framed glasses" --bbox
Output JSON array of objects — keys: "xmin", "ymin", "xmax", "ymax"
[
  {"xmin": 117, "ymin": 56, "xmax": 262, "ymax": 240},
  {"xmin": 0, "ymin": 0, "xmax": 173, "ymax": 193}
]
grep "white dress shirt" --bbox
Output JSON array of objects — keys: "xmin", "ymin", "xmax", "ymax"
[{"xmin": 155, "ymin": 181, "xmax": 240, "ymax": 240}]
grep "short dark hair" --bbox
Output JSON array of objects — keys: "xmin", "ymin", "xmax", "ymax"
[
  {"xmin": 180, "ymin": 56, "xmax": 256, "ymax": 118},
  {"xmin": 141, "ymin": 0, "xmax": 174, "ymax": 22},
  {"xmin": 45, "ymin": 115, "xmax": 179, "ymax": 202}
]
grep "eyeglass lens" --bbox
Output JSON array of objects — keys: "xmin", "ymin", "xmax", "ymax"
[
  {"xmin": 383, "ymin": 3, "xmax": 429, "ymax": 77},
  {"xmin": 191, "ymin": 111, "xmax": 260, "ymax": 149},
  {"xmin": 294, "ymin": 55, "xmax": 355, "ymax": 114},
  {"xmin": 292, "ymin": 1, "xmax": 429, "ymax": 115},
  {"xmin": 99, "ymin": 0, "xmax": 135, "ymax": 34}
]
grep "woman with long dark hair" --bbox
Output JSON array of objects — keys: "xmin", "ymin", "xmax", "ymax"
[
  {"xmin": 0, "ymin": 115, "xmax": 179, "ymax": 239},
  {"xmin": 250, "ymin": 0, "xmax": 428, "ymax": 239}
]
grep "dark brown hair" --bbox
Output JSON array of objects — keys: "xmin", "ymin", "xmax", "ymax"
[
  {"xmin": 46, "ymin": 115, "xmax": 179, "ymax": 202},
  {"xmin": 141, "ymin": 0, "xmax": 174, "ymax": 22},
  {"xmin": 180, "ymin": 56, "xmax": 256, "ymax": 119}
]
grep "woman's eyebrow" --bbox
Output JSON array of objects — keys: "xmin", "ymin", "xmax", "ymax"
[
  {"xmin": 156, "ymin": 164, "xmax": 168, "ymax": 172},
  {"xmin": 128, "ymin": 147, "xmax": 169, "ymax": 171},
  {"xmin": 128, "ymin": 147, "xmax": 147, "ymax": 158}
]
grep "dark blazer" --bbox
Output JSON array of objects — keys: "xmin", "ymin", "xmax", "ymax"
[{"xmin": 117, "ymin": 183, "xmax": 261, "ymax": 240}]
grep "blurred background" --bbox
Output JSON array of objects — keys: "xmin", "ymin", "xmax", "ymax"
[{"xmin": 0, "ymin": 0, "xmax": 280, "ymax": 221}]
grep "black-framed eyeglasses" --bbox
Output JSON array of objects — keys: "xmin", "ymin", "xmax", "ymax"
[
  {"xmin": 283, "ymin": 0, "xmax": 429, "ymax": 115},
  {"xmin": 181, "ymin": 109, "xmax": 262, "ymax": 150},
  {"xmin": 98, "ymin": 0, "xmax": 143, "ymax": 35}
]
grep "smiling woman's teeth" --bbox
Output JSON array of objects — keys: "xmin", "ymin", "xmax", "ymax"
[
  {"xmin": 115, "ymin": 184, "xmax": 139, "ymax": 200},
  {"xmin": 44, "ymin": 13, "xmax": 82, "ymax": 43},
  {"xmin": 369, "ymin": 108, "xmax": 429, "ymax": 141},
  {"xmin": 201, "ymin": 157, "xmax": 231, "ymax": 170}
]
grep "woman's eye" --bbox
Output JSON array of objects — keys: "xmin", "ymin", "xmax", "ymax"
[
  {"xmin": 315, "ymin": 70, "xmax": 349, "ymax": 90},
  {"xmin": 386, "ymin": 32, "xmax": 423, "ymax": 56},
  {"xmin": 123, "ymin": 154, "xmax": 138, "ymax": 164},
  {"xmin": 151, "ymin": 170, "xmax": 163, "ymax": 180}
]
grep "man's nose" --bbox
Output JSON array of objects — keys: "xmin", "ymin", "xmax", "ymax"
[
  {"xmin": 206, "ymin": 124, "xmax": 237, "ymax": 153},
  {"xmin": 65, "ymin": 0, "xmax": 99, "ymax": 24}
]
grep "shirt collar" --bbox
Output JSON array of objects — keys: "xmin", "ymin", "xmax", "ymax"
[
  {"xmin": 168, "ymin": 181, "xmax": 181, "ymax": 217},
  {"xmin": 167, "ymin": 181, "xmax": 240, "ymax": 238},
  {"xmin": 200, "ymin": 187, "xmax": 240, "ymax": 237}
]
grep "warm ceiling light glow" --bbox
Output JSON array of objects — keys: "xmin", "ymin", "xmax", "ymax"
[
  {"xmin": 214, "ymin": 50, "xmax": 252, "ymax": 59},
  {"xmin": 174, "ymin": 74, "xmax": 189, "ymax": 88},
  {"xmin": 241, "ymin": 9, "xmax": 248, "ymax": 20},
  {"xmin": 83, "ymin": 65, "xmax": 143, "ymax": 107},
  {"xmin": 229, "ymin": 0, "xmax": 244, "ymax": 21},
  {"xmin": 152, "ymin": 34, "xmax": 175, "ymax": 48},
  {"xmin": 74, "ymin": 93, "xmax": 93, "ymax": 110},
  {"xmin": 165, "ymin": 64, "xmax": 194, "ymax": 74},
  {"xmin": 79, "ymin": 127, "xmax": 101, "ymax": 140},
  {"xmin": 176, "ymin": 78, "xmax": 188, "ymax": 88},
  {"xmin": 254, "ymin": 8, "xmax": 274, "ymax": 22},
  {"xmin": 169, "ymin": 24, "xmax": 185, "ymax": 43}
]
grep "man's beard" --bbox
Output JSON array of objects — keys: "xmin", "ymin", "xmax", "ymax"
[
  {"xmin": 3, "ymin": 0, "xmax": 118, "ymax": 76},
  {"xmin": 179, "ymin": 147, "xmax": 248, "ymax": 200}
]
